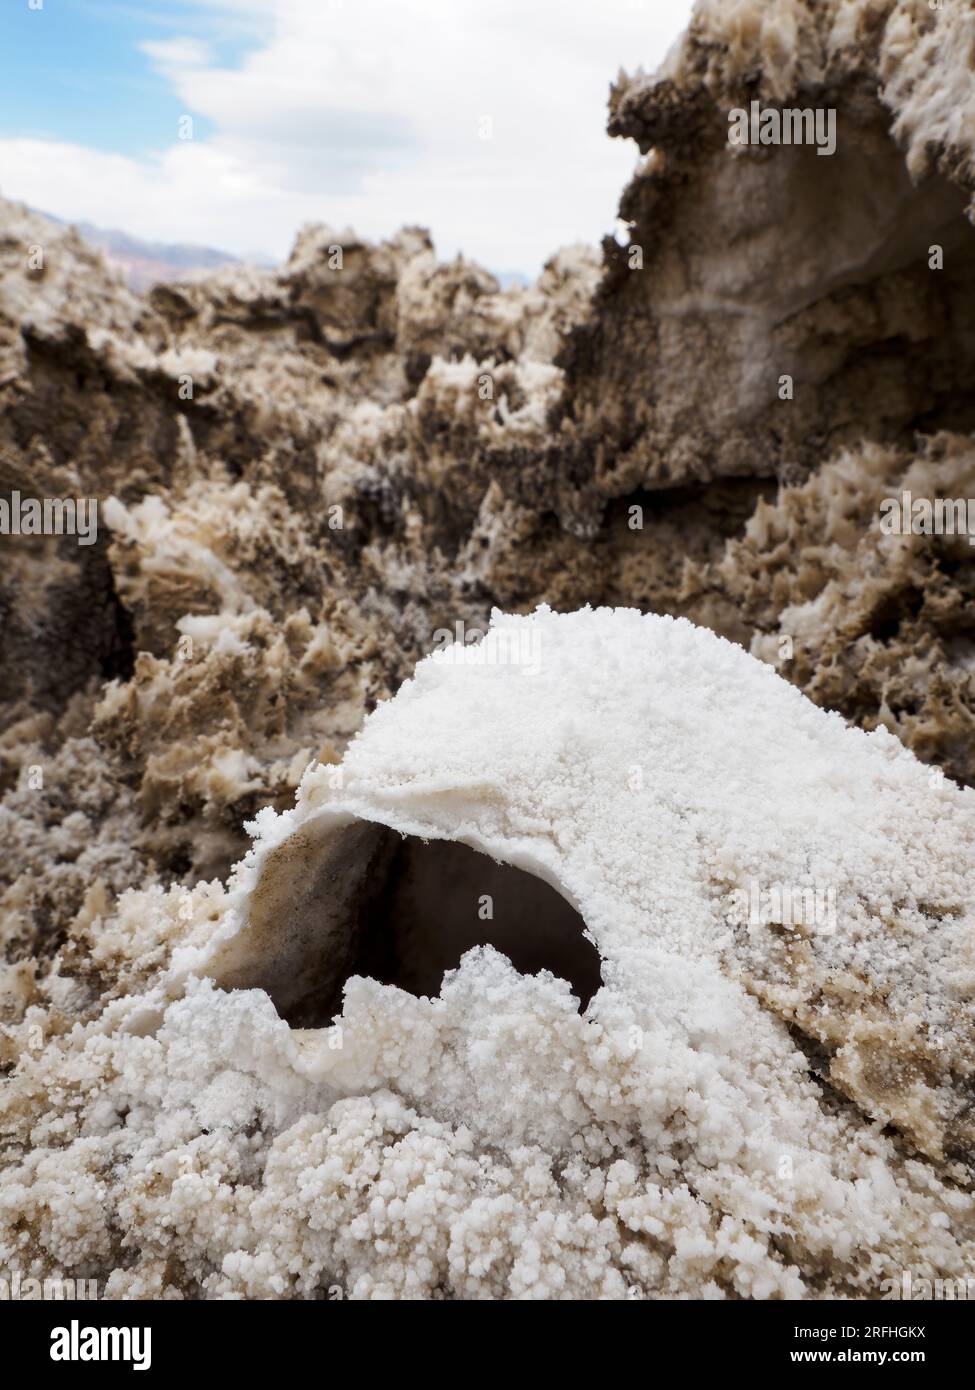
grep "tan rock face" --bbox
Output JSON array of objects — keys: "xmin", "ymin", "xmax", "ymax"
[
  {"xmin": 1, "ymin": 0, "xmax": 975, "ymax": 1300},
  {"xmin": 556, "ymin": 1, "xmax": 975, "ymax": 513}
]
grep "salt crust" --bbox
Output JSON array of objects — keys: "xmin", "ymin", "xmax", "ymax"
[{"xmin": 3, "ymin": 608, "xmax": 973, "ymax": 1299}]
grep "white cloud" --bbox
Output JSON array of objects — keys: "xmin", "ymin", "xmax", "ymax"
[
  {"xmin": 141, "ymin": 37, "xmax": 213, "ymax": 68},
  {"xmin": 0, "ymin": 0, "xmax": 694, "ymax": 272}
]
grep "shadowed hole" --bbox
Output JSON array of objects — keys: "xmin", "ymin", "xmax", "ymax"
[
  {"xmin": 352, "ymin": 836, "xmax": 602, "ymax": 1016},
  {"xmin": 213, "ymin": 824, "xmax": 603, "ymax": 1028}
]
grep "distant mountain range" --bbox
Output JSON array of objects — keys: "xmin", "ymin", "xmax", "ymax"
[
  {"xmin": 39, "ymin": 212, "xmax": 267, "ymax": 291},
  {"xmin": 40, "ymin": 210, "xmax": 532, "ymax": 294}
]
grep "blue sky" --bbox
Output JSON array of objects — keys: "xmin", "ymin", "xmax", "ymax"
[
  {"xmin": 0, "ymin": 1, "xmax": 252, "ymax": 152},
  {"xmin": 0, "ymin": 0, "xmax": 694, "ymax": 273}
]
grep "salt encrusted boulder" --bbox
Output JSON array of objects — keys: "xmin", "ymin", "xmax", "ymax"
[
  {"xmin": 4, "ymin": 607, "xmax": 975, "ymax": 1298},
  {"xmin": 197, "ymin": 606, "xmax": 975, "ymax": 1177}
]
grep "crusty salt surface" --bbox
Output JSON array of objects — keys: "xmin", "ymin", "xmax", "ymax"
[
  {"xmin": 4, "ymin": 607, "xmax": 974, "ymax": 1299},
  {"xmin": 180, "ymin": 605, "xmax": 975, "ymax": 1295},
  {"xmin": 205, "ymin": 604, "xmax": 975, "ymax": 1156}
]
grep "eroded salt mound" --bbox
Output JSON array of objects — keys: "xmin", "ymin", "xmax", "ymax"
[{"xmin": 3, "ymin": 607, "xmax": 972, "ymax": 1299}]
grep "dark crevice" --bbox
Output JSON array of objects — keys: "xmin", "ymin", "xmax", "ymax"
[
  {"xmin": 603, "ymin": 476, "xmax": 778, "ymax": 537},
  {"xmin": 350, "ymin": 836, "xmax": 602, "ymax": 1015},
  {"xmin": 865, "ymin": 585, "xmax": 925, "ymax": 641},
  {"xmin": 100, "ymin": 562, "xmax": 136, "ymax": 683},
  {"xmin": 224, "ymin": 826, "xmax": 603, "ymax": 1028}
]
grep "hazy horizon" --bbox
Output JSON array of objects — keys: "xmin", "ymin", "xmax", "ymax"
[{"xmin": 0, "ymin": 0, "xmax": 694, "ymax": 276}]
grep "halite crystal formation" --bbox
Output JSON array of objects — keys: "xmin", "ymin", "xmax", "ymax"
[{"xmin": 1, "ymin": 609, "xmax": 975, "ymax": 1300}]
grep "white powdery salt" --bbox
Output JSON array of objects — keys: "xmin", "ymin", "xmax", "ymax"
[
  {"xmin": 176, "ymin": 606, "xmax": 974, "ymax": 1295},
  {"xmin": 5, "ymin": 607, "xmax": 975, "ymax": 1299}
]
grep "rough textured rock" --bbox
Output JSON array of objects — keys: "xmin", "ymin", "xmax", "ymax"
[{"xmin": 554, "ymin": 0, "xmax": 975, "ymax": 518}]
